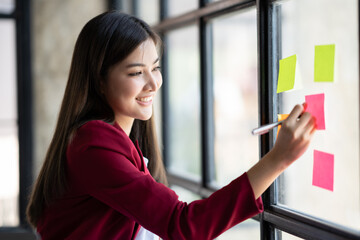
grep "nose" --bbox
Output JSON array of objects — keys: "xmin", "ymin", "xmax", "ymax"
[{"xmin": 146, "ymin": 72, "xmax": 162, "ymax": 92}]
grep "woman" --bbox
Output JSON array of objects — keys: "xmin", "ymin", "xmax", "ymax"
[{"xmin": 26, "ymin": 11, "xmax": 316, "ymax": 240}]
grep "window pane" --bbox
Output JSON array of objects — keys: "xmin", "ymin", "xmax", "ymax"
[
  {"xmin": 0, "ymin": 19, "xmax": 19, "ymax": 227},
  {"xmin": 277, "ymin": 0, "xmax": 360, "ymax": 230},
  {"xmin": 0, "ymin": 0, "xmax": 14, "ymax": 14},
  {"xmin": 281, "ymin": 230, "xmax": 304, "ymax": 240},
  {"xmin": 167, "ymin": 0, "xmax": 198, "ymax": 18},
  {"xmin": 137, "ymin": 0, "xmax": 159, "ymax": 26},
  {"xmin": 212, "ymin": 9, "xmax": 258, "ymax": 186},
  {"xmin": 167, "ymin": 25, "xmax": 201, "ymax": 179},
  {"xmin": 216, "ymin": 219, "xmax": 260, "ymax": 239},
  {"xmin": 170, "ymin": 185, "xmax": 201, "ymax": 203}
]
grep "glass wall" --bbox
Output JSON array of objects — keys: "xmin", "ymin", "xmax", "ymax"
[
  {"xmin": 0, "ymin": 19, "xmax": 19, "ymax": 227},
  {"xmin": 167, "ymin": 0, "xmax": 198, "ymax": 17},
  {"xmin": 0, "ymin": 0, "xmax": 14, "ymax": 14},
  {"xmin": 281, "ymin": 230, "xmax": 304, "ymax": 240},
  {"xmin": 137, "ymin": 0, "xmax": 159, "ymax": 26},
  {"xmin": 211, "ymin": 8, "xmax": 258, "ymax": 187},
  {"xmin": 170, "ymin": 185, "xmax": 201, "ymax": 203},
  {"xmin": 167, "ymin": 25, "xmax": 201, "ymax": 180},
  {"xmin": 277, "ymin": 0, "xmax": 360, "ymax": 230}
]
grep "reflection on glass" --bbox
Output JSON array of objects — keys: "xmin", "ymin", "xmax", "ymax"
[
  {"xmin": 217, "ymin": 218, "xmax": 260, "ymax": 239},
  {"xmin": 170, "ymin": 185, "xmax": 201, "ymax": 203},
  {"xmin": 137, "ymin": 0, "xmax": 159, "ymax": 26},
  {"xmin": 0, "ymin": 19, "xmax": 19, "ymax": 227},
  {"xmin": 212, "ymin": 9, "xmax": 258, "ymax": 186},
  {"xmin": 167, "ymin": 26, "xmax": 201, "ymax": 178},
  {"xmin": 167, "ymin": 0, "xmax": 198, "ymax": 18},
  {"xmin": 278, "ymin": 0, "xmax": 360, "ymax": 230},
  {"xmin": 0, "ymin": 0, "xmax": 14, "ymax": 14}
]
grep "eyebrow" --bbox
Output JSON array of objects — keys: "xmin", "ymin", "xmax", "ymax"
[{"xmin": 125, "ymin": 58, "xmax": 159, "ymax": 68}]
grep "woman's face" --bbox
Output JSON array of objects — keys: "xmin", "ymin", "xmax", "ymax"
[{"xmin": 103, "ymin": 39, "xmax": 162, "ymax": 129}]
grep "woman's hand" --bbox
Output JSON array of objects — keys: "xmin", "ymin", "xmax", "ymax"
[
  {"xmin": 271, "ymin": 103, "xmax": 316, "ymax": 170},
  {"xmin": 247, "ymin": 104, "xmax": 316, "ymax": 199}
]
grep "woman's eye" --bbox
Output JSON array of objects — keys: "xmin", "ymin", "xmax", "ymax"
[
  {"xmin": 153, "ymin": 66, "xmax": 161, "ymax": 72},
  {"xmin": 129, "ymin": 71, "xmax": 142, "ymax": 76}
]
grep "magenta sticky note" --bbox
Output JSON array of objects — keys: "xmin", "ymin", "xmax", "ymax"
[
  {"xmin": 305, "ymin": 93, "xmax": 325, "ymax": 130},
  {"xmin": 312, "ymin": 150, "xmax": 334, "ymax": 191}
]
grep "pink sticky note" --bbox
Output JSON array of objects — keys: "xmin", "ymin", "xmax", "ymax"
[
  {"xmin": 305, "ymin": 93, "xmax": 325, "ymax": 130},
  {"xmin": 312, "ymin": 150, "xmax": 334, "ymax": 191}
]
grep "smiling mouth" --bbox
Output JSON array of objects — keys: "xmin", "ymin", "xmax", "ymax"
[{"xmin": 136, "ymin": 96, "xmax": 153, "ymax": 103}]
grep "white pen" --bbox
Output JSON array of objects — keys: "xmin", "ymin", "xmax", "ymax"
[{"xmin": 251, "ymin": 120, "xmax": 285, "ymax": 135}]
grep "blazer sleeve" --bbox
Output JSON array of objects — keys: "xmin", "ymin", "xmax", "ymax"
[{"xmin": 68, "ymin": 123, "xmax": 263, "ymax": 240}]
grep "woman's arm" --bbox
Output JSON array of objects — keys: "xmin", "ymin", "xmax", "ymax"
[
  {"xmin": 69, "ymin": 121, "xmax": 263, "ymax": 240},
  {"xmin": 247, "ymin": 104, "xmax": 316, "ymax": 199}
]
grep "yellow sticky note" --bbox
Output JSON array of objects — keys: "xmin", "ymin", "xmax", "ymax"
[
  {"xmin": 314, "ymin": 44, "xmax": 335, "ymax": 82},
  {"xmin": 277, "ymin": 55, "xmax": 297, "ymax": 93}
]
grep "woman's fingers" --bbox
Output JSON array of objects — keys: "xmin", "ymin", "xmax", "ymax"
[
  {"xmin": 275, "ymin": 104, "xmax": 317, "ymax": 164},
  {"xmin": 287, "ymin": 104, "xmax": 304, "ymax": 122},
  {"xmin": 303, "ymin": 116, "xmax": 317, "ymax": 136},
  {"xmin": 297, "ymin": 112, "xmax": 313, "ymax": 129},
  {"xmin": 286, "ymin": 103, "xmax": 316, "ymax": 132}
]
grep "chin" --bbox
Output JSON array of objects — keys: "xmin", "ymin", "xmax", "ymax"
[{"xmin": 137, "ymin": 114, "xmax": 152, "ymax": 121}]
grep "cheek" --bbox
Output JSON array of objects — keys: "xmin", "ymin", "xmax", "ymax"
[{"xmin": 108, "ymin": 78, "xmax": 135, "ymax": 99}]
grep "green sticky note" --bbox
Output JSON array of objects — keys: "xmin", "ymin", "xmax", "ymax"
[
  {"xmin": 314, "ymin": 44, "xmax": 335, "ymax": 82},
  {"xmin": 277, "ymin": 54, "xmax": 296, "ymax": 93}
]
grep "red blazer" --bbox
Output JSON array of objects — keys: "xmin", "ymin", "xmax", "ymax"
[{"xmin": 37, "ymin": 120, "xmax": 263, "ymax": 240}]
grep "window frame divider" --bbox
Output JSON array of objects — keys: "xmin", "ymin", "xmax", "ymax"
[
  {"xmin": 153, "ymin": 0, "xmax": 255, "ymax": 33},
  {"xmin": 257, "ymin": 0, "xmax": 277, "ymax": 239},
  {"xmin": 159, "ymin": 0, "xmax": 170, "ymax": 169},
  {"xmin": 265, "ymin": 205, "xmax": 360, "ymax": 240},
  {"xmin": 199, "ymin": 0, "xmax": 216, "ymax": 189},
  {"xmin": 15, "ymin": 0, "xmax": 34, "ymax": 229}
]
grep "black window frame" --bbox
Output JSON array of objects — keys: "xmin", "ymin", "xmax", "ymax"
[
  {"xmin": 0, "ymin": 0, "xmax": 35, "ymax": 239},
  {"xmin": 112, "ymin": 0, "xmax": 360, "ymax": 239}
]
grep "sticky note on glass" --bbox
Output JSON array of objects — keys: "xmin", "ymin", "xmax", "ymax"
[
  {"xmin": 314, "ymin": 44, "xmax": 335, "ymax": 82},
  {"xmin": 312, "ymin": 150, "xmax": 334, "ymax": 191},
  {"xmin": 277, "ymin": 114, "xmax": 289, "ymax": 136},
  {"xmin": 277, "ymin": 54, "xmax": 296, "ymax": 93},
  {"xmin": 305, "ymin": 93, "xmax": 325, "ymax": 130}
]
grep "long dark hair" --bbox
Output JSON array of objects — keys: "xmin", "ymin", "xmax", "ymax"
[{"xmin": 26, "ymin": 11, "xmax": 167, "ymax": 227}]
